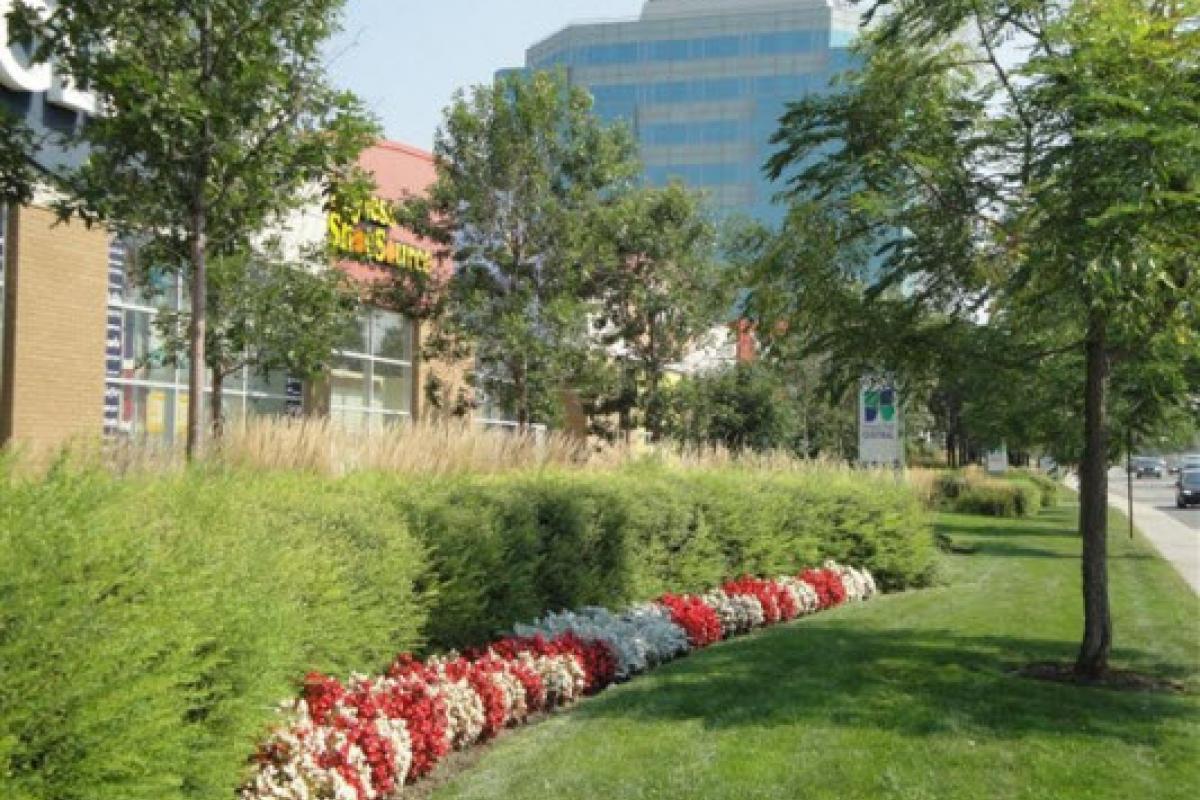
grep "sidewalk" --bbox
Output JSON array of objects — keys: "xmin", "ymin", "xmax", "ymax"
[
  {"xmin": 1105, "ymin": 488, "xmax": 1200, "ymax": 595},
  {"xmin": 1066, "ymin": 475, "xmax": 1200, "ymax": 594}
]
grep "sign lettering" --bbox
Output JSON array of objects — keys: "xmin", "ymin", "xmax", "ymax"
[{"xmin": 328, "ymin": 198, "xmax": 432, "ymax": 274}]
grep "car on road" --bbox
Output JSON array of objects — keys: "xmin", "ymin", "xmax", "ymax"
[
  {"xmin": 1129, "ymin": 456, "xmax": 1166, "ymax": 478},
  {"xmin": 1177, "ymin": 470, "xmax": 1200, "ymax": 509},
  {"xmin": 1177, "ymin": 454, "xmax": 1200, "ymax": 474}
]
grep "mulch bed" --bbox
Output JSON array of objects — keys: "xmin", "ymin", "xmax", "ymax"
[{"xmin": 1012, "ymin": 661, "xmax": 1188, "ymax": 694}]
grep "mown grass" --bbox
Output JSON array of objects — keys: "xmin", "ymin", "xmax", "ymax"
[{"xmin": 433, "ymin": 493, "xmax": 1200, "ymax": 800}]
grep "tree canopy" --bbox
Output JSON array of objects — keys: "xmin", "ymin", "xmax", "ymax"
[
  {"xmin": 15, "ymin": 0, "xmax": 379, "ymax": 455},
  {"xmin": 753, "ymin": 0, "xmax": 1199, "ymax": 676}
]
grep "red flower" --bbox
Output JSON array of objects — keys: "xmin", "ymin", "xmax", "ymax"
[
  {"xmin": 658, "ymin": 594, "xmax": 722, "ymax": 647},
  {"xmin": 799, "ymin": 568, "xmax": 847, "ymax": 609},
  {"xmin": 722, "ymin": 577, "xmax": 798, "ymax": 624}
]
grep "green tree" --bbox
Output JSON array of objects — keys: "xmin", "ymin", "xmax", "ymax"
[
  {"xmin": 407, "ymin": 70, "xmax": 640, "ymax": 431},
  {"xmin": 586, "ymin": 183, "xmax": 726, "ymax": 441},
  {"xmin": 758, "ymin": 0, "xmax": 1199, "ymax": 675},
  {"xmin": 149, "ymin": 241, "xmax": 356, "ymax": 437},
  {"xmin": 0, "ymin": 111, "xmax": 37, "ymax": 205},
  {"xmin": 668, "ymin": 362, "xmax": 802, "ymax": 455},
  {"xmin": 15, "ymin": 0, "xmax": 379, "ymax": 458}
]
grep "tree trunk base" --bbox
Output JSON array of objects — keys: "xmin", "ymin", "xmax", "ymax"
[{"xmin": 1013, "ymin": 661, "xmax": 1183, "ymax": 693}]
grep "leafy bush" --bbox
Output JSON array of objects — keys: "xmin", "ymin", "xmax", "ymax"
[
  {"xmin": 395, "ymin": 467, "xmax": 935, "ymax": 649},
  {"xmin": 1015, "ymin": 471, "xmax": 1060, "ymax": 508},
  {"xmin": 952, "ymin": 483, "xmax": 1019, "ymax": 516},
  {"xmin": 1011, "ymin": 481, "xmax": 1044, "ymax": 516},
  {"xmin": 0, "ymin": 465, "xmax": 428, "ymax": 800},
  {"xmin": 943, "ymin": 475, "xmax": 1042, "ymax": 518},
  {"xmin": 0, "ymin": 461, "xmax": 932, "ymax": 800}
]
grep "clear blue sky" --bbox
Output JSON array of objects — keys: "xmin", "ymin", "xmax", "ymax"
[{"xmin": 327, "ymin": 0, "xmax": 645, "ymax": 151}]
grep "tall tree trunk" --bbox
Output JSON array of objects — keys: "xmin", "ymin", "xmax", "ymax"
[
  {"xmin": 1076, "ymin": 314, "xmax": 1111, "ymax": 678},
  {"xmin": 186, "ymin": 202, "xmax": 207, "ymax": 461},
  {"xmin": 186, "ymin": 1, "xmax": 211, "ymax": 463},
  {"xmin": 211, "ymin": 367, "xmax": 224, "ymax": 441},
  {"xmin": 646, "ymin": 315, "xmax": 661, "ymax": 442},
  {"xmin": 647, "ymin": 368, "xmax": 662, "ymax": 442},
  {"xmin": 514, "ymin": 358, "xmax": 528, "ymax": 435}
]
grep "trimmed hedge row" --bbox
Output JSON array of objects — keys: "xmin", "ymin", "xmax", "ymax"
[
  {"xmin": 0, "ymin": 467, "xmax": 428, "ymax": 800},
  {"xmin": 934, "ymin": 470, "xmax": 1058, "ymax": 518},
  {"xmin": 392, "ymin": 467, "xmax": 935, "ymax": 649},
  {"xmin": 0, "ymin": 464, "xmax": 933, "ymax": 800}
]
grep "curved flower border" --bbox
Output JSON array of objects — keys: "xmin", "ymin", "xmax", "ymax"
[{"xmin": 241, "ymin": 560, "xmax": 878, "ymax": 800}]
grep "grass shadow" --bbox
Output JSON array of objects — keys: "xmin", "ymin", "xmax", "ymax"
[{"xmin": 575, "ymin": 621, "xmax": 1196, "ymax": 746}]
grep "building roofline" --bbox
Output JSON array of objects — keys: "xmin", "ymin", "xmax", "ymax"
[
  {"xmin": 527, "ymin": 1, "xmax": 847, "ymax": 55},
  {"xmin": 372, "ymin": 139, "xmax": 434, "ymax": 161}
]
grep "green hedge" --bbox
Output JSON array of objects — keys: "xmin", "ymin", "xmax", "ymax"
[
  {"xmin": 0, "ymin": 466, "xmax": 428, "ymax": 800},
  {"xmin": 1015, "ymin": 471, "xmax": 1060, "ymax": 508},
  {"xmin": 394, "ymin": 468, "xmax": 935, "ymax": 649},
  {"xmin": 938, "ymin": 472, "xmax": 1049, "ymax": 518},
  {"xmin": 0, "ymin": 463, "xmax": 933, "ymax": 800}
]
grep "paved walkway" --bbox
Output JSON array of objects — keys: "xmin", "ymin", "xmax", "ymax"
[
  {"xmin": 1106, "ymin": 487, "xmax": 1200, "ymax": 595},
  {"xmin": 1066, "ymin": 475, "xmax": 1200, "ymax": 594}
]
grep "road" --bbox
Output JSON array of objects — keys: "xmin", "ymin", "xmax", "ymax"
[{"xmin": 1108, "ymin": 470, "xmax": 1199, "ymax": 531}]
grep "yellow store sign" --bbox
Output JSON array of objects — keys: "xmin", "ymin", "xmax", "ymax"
[{"xmin": 328, "ymin": 198, "xmax": 433, "ymax": 274}]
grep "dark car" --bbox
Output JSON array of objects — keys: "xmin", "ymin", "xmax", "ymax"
[
  {"xmin": 1178, "ymin": 470, "xmax": 1200, "ymax": 509},
  {"xmin": 1130, "ymin": 457, "xmax": 1166, "ymax": 479}
]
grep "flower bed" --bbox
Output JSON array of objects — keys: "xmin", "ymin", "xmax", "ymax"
[{"xmin": 240, "ymin": 560, "xmax": 876, "ymax": 800}]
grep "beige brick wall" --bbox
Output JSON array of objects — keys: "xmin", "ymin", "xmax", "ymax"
[
  {"xmin": 0, "ymin": 204, "xmax": 109, "ymax": 451},
  {"xmin": 415, "ymin": 320, "xmax": 476, "ymax": 422}
]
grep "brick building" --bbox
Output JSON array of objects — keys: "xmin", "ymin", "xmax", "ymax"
[{"xmin": 0, "ymin": 140, "xmax": 473, "ymax": 452}]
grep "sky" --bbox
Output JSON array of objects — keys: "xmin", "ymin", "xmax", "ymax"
[{"xmin": 326, "ymin": 0, "xmax": 646, "ymax": 151}]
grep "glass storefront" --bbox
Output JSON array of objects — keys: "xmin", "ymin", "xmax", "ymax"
[
  {"xmin": 330, "ymin": 308, "xmax": 415, "ymax": 432},
  {"xmin": 104, "ymin": 244, "xmax": 298, "ymax": 443}
]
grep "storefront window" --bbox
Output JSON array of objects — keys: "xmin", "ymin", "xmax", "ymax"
[
  {"xmin": 122, "ymin": 309, "xmax": 176, "ymax": 383},
  {"xmin": 106, "ymin": 247, "xmax": 295, "ymax": 440},
  {"xmin": 332, "ymin": 409, "xmax": 369, "ymax": 434},
  {"xmin": 330, "ymin": 354, "xmax": 369, "ymax": 410},
  {"xmin": 371, "ymin": 360, "xmax": 412, "ymax": 414},
  {"xmin": 372, "ymin": 309, "xmax": 413, "ymax": 362},
  {"xmin": 247, "ymin": 396, "xmax": 287, "ymax": 419},
  {"xmin": 336, "ymin": 314, "xmax": 370, "ymax": 354},
  {"xmin": 113, "ymin": 385, "xmax": 177, "ymax": 442},
  {"xmin": 247, "ymin": 367, "xmax": 285, "ymax": 396},
  {"xmin": 330, "ymin": 307, "xmax": 414, "ymax": 433}
]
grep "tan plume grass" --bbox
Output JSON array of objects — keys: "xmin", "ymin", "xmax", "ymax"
[{"xmin": 2, "ymin": 418, "xmax": 938, "ymax": 486}]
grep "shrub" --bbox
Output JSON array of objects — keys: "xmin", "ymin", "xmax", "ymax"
[
  {"xmin": 952, "ymin": 482, "xmax": 1020, "ymax": 516},
  {"xmin": 1011, "ymin": 481, "xmax": 1044, "ymax": 516},
  {"xmin": 0, "ymin": 465, "xmax": 428, "ymax": 800},
  {"xmin": 931, "ymin": 468, "xmax": 1052, "ymax": 518},
  {"xmin": 950, "ymin": 478, "xmax": 1042, "ymax": 518},
  {"xmin": 395, "ymin": 467, "xmax": 934, "ymax": 650},
  {"xmin": 0, "ymin": 460, "xmax": 932, "ymax": 800},
  {"xmin": 1017, "ymin": 471, "xmax": 1060, "ymax": 508}
]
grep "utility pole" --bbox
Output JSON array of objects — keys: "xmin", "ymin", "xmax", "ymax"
[{"xmin": 1126, "ymin": 427, "xmax": 1134, "ymax": 540}]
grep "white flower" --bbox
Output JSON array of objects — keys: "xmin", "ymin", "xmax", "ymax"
[
  {"xmin": 701, "ymin": 589, "xmax": 764, "ymax": 637},
  {"xmin": 823, "ymin": 560, "xmax": 878, "ymax": 601},
  {"xmin": 777, "ymin": 576, "xmax": 821, "ymax": 614},
  {"xmin": 515, "ymin": 605, "xmax": 689, "ymax": 680}
]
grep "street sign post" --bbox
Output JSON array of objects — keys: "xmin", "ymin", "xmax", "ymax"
[
  {"xmin": 986, "ymin": 446, "xmax": 1009, "ymax": 475},
  {"xmin": 859, "ymin": 378, "xmax": 902, "ymax": 468}
]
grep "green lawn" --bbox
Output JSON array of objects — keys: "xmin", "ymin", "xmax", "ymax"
[{"xmin": 432, "ymin": 495, "xmax": 1200, "ymax": 800}]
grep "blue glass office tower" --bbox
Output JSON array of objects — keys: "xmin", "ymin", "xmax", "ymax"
[{"xmin": 520, "ymin": 0, "xmax": 858, "ymax": 225}]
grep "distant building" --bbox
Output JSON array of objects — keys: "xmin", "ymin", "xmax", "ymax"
[{"xmin": 517, "ymin": 0, "xmax": 858, "ymax": 225}]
